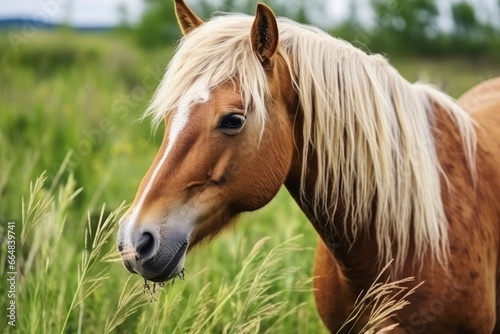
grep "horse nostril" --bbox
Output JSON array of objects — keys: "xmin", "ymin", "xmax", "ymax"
[{"xmin": 135, "ymin": 232, "xmax": 157, "ymax": 262}]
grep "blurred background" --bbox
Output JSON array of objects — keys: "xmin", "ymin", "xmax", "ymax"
[
  {"xmin": 0, "ymin": 0, "xmax": 499, "ymax": 333},
  {"xmin": 3, "ymin": 0, "xmax": 500, "ymax": 52}
]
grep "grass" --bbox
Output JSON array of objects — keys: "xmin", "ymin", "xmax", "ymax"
[
  {"xmin": 0, "ymin": 30, "xmax": 499, "ymax": 333},
  {"xmin": 338, "ymin": 260, "xmax": 422, "ymax": 333},
  {"xmin": 2, "ymin": 163, "xmax": 319, "ymax": 333}
]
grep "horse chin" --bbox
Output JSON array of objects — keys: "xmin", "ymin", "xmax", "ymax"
[{"xmin": 148, "ymin": 242, "xmax": 188, "ymax": 283}]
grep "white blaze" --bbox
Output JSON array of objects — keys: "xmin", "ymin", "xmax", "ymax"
[{"xmin": 121, "ymin": 87, "xmax": 210, "ymax": 245}]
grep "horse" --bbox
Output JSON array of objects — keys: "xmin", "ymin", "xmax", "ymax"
[{"xmin": 117, "ymin": 1, "xmax": 500, "ymax": 332}]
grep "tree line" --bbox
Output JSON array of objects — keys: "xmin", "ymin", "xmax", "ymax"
[{"xmin": 129, "ymin": 0, "xmax": 500, "ymax": 60}]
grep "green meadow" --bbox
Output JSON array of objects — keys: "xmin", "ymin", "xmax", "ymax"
[{"xmin": 0, "ymin": 31, "xmax": 499, "ymax": 333}]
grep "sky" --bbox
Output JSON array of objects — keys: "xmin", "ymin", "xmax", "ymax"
[
  {"xmin": 0, "ymin": 0, "xmax": 145, "ymax": 27},
  {"xmin": 0, "ymin": 0, "xmax": 498, "ymax": 29}
]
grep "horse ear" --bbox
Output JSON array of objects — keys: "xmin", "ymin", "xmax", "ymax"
[
  {"xmin": 251, "ymin": 3, "xmax": 279, "ymax": 66},
  {"xmin": 174, "ymin": 0, "xmax": 203, "ymax": 36}
]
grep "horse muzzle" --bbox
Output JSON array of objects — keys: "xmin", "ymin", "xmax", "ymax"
[{"xmin": 117, "ymin": 224, "xmax": 189, "ymax": 282}]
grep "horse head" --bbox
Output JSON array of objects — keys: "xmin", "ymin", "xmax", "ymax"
[{"xmin": 117, "ymin": 1, "xmax": 296, "ymax": 282}]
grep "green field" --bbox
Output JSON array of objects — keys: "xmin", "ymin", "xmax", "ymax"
[{"xmin": 0, "ymin": 31, "xmax": 499, "ymax": 333}]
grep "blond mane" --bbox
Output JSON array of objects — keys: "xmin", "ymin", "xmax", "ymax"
[{"xmin": 145, "ymin": 14, "xmax": 477, "ymax": 271}]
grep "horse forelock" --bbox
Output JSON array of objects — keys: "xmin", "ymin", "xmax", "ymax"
[
  {"xmin": 144, "ymin": 14, "xmax": 269, "ymax": 133},
  {"xmin": 144, "ymin": 13, "xmax": 477, "ymax": 273}
]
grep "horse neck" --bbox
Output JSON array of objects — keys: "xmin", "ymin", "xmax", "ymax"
[
  {"xmin": 283, "ymin": 107, "xmax": 382, "ymax": 281},
  {"xmin": 284, "ymin": 97, "xmax": 476, "ymax": 285}
]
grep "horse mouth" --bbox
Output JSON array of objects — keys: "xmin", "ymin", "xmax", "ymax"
[{"xmin": 149, "ymin": 242, "xmax": 188, "ymax": 283}]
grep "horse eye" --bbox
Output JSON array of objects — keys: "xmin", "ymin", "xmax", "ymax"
[{"xmin": 219, "ymin": 114, "xmax": 245, "ymax": 131}]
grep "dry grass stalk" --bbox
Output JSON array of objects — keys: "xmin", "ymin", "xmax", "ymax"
[{"xmin": 338, "ymin": 259, "xmax": 423, "ymax": 333}]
